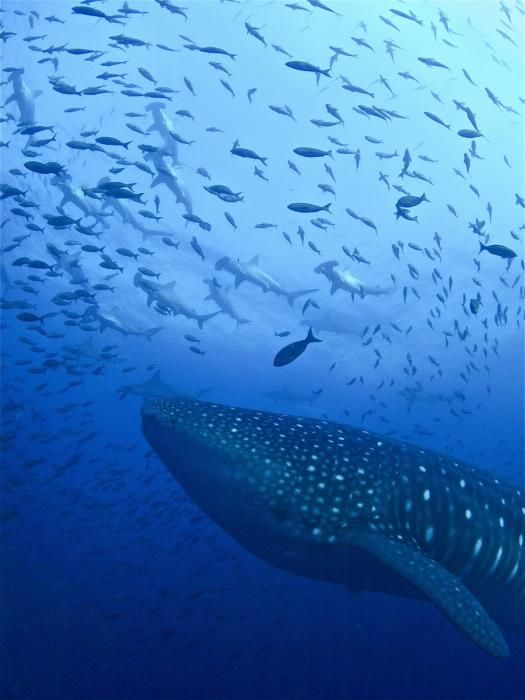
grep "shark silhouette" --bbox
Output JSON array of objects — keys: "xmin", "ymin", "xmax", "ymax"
[
  {"xmin": 142, "ymin": 397, "xmax": 525, "ymax": 657},
  {"xmin": 5, "ymin": 68, "xmax": 41, "ymax": 125}
]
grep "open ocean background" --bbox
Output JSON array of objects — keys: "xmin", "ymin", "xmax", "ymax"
[{"xmin": 1, "ymin": 1, "xmax": 524, "ymax": 698}]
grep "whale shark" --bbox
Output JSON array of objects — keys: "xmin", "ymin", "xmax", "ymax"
[{"xmin": 142, "ymin": 397, "xmax": 525, "ymax": 658}]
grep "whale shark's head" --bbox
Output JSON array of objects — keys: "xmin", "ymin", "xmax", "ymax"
[
  {"xmin": 142, "ymin": 396, "xmax": 361, "ymax": 531},
  {"xmin": 141, "ymin": 397, "xmax": 389, "ymax": 532},
  {"xmin": 142, "ymin": 398, "xmax": 284, "ymax": 508}
]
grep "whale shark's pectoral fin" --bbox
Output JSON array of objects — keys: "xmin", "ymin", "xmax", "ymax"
[
  {"xmin": 4, "ymin": 92, "xmax": 16, "ymax": 106},
  {"xmin": 353, "ymin": 529, "xmax": 509, "ymax": 658}
]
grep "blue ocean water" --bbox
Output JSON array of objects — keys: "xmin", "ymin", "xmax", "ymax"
[{"xmin": 1, "ymin": 1, "xmax": 524, "ymax": 698}]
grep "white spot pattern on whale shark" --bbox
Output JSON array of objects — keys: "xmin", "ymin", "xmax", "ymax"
[{"xmin": 143, "ymin": 397, "xmax": 525, "ymax": 658}]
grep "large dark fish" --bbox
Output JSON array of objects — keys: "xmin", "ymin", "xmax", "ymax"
[
  {"xmin": 142, "ymin": 398, "xmax": 525, "ymax": 657},
  {"xmin": 273, "ymin": 327, "xmax": 322, "ymax": 366},
  {"xmin": 479, "ymin": 242, "xmax": 517, "ymax": 259}
]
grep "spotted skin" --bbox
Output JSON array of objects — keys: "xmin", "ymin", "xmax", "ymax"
[{"xmin": 142, "ymin": 398, "xmax": 525, "ymax": 657}]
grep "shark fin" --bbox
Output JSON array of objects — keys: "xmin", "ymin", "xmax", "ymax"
[
  {"xmin": 249, "ymin": 255, "xmax": 260, "ymax": 265},
  {"xmin": 150, "ymin": 370, "xmax": 161, "ymax": 383},
  {"xmin": 352, "ymin": 529, "xmax": 509, "ymax": 658},
  {"xmin": 144, "ymin": 327, "xmax": 162, "ymax": 341},
  {"xmin": 197, "ymin": 311, "xmax": 220, "ymax": 330},
  {"xmin": 287, "ymin": 288, "xmax": 320, "ymax": 307}
]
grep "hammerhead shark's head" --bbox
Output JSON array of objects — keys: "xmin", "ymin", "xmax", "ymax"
[
  {"xmin": 314, "ymin": 260, "xmax": 394, "ymax": 298},
  {"xmin": 5, "ymin": 68, "xmax": 41, "ymax": 125},
  {"xmin": 145, "ymin": 102, "xmax": 179, "ymax": 161},
  {"xmin": 142, "ymin": 398, "xmax": 525, "ymax": 658}
]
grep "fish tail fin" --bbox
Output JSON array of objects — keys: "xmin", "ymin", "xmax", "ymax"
[
  {"xmin": 306, "ymin": 327, "xmax": 322, "ymax": 343},
  {"xmin": 479, "ymin": 242, "xmax": 486, "ymax": 253},
  {"xmin": 322, "ymin": 203, "xmax": 332, "ymax": 213},
  {"xmin": 197, "ymin": 311, "xmax": 220, "ymax": 329},
  {"xmin": 144, "ymin": 327, "xmax": 163, "ymax": 340},
  {"xmin": 287, "ymin": 288, "xmax": 319, "ymax": 307}
]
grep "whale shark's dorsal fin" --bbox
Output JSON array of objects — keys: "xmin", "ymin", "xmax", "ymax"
[
  {"xmin": 352, "ymin": 528, "xmax": 509, "ymax": 658},
  {"xmin": 249, "ymin": 255, "xmax": 259, "ymax": 265},
  {"xmin": 149, "ymin": 370, "xmax": 161, "ymax": 384}
]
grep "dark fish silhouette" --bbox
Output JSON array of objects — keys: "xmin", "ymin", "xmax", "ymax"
[
  {"xmin": 142, "ymin": 397, "xmax": 525, "ymax": 658},
  {"xmin": 273, "ymin": 328, "xmax": 321, "ymax": 367},
  {"xmin": 479, "ymin": 243, "xmax": 517, "ymax": 259}
]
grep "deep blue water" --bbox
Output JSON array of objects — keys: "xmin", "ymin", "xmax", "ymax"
[{"xmin": 1, "ymin": 1, "xmax": 524, "ymax": 698}]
